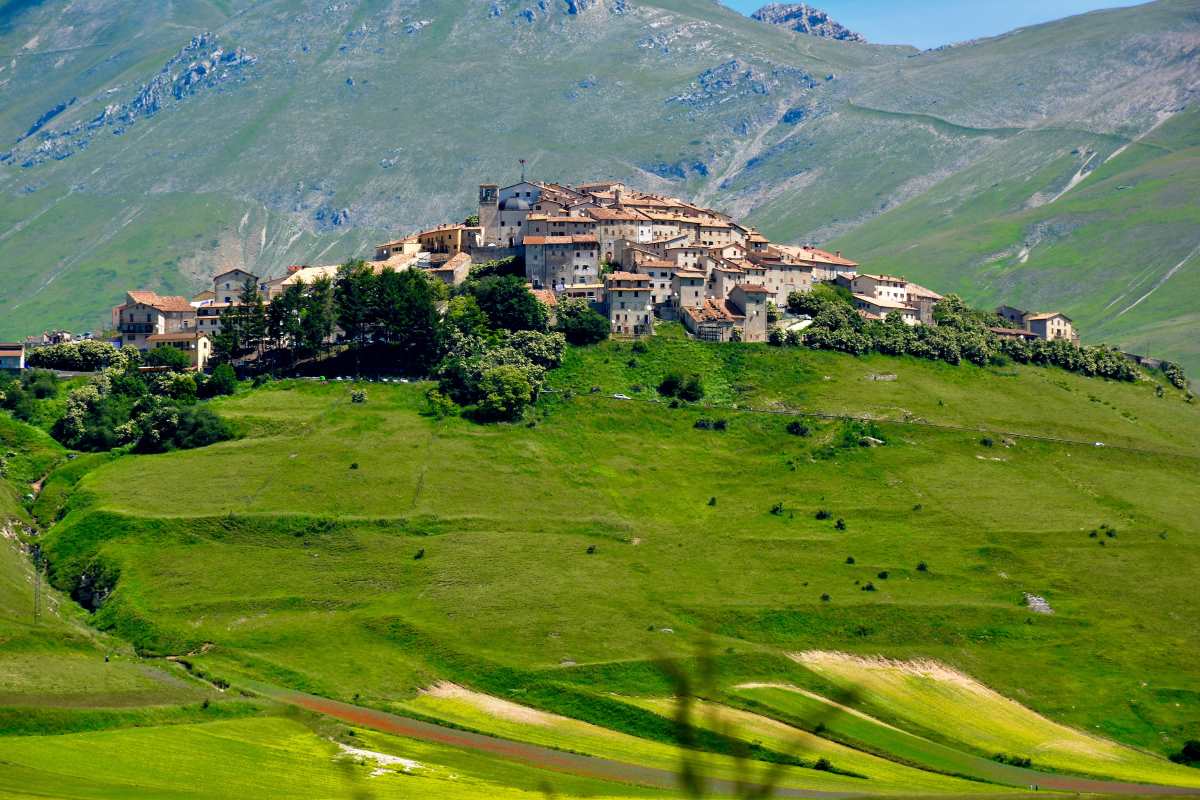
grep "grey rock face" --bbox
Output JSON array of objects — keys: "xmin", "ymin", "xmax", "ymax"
[
  {"xmin": 6, "ymin": 33, "xmax": 256, "ymax": 167},
  {"xmin": 750, "ymin": 3, "xmax": 865, "ymax": 42}
]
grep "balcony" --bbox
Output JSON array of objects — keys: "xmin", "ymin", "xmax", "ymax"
[{"xmin": 119, "ymin": 323, "xmax": 155, "ymax": 334}]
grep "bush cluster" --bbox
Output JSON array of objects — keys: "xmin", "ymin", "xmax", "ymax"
[
  {"xmin": 51, "ymin": 358, "xmax": 233, "ymax": 453},
  {"xmin": 1161, "ymin": 361, "xmax": 1188, "ymax": 390},
  {"xmin": 1170, "ymin": 739, "xmax": 1200, "ymax": 765},
  {"xmin": 26, "ymin": 340, "xmax": 134, "ymax": 372},
  {"xmin": 555, "ymin": 297, "xmax": 610, "ymax": 346},
  {"xmin": 782, "ymin": 290, "xmax": 1142, "ymax": 382},
  {"xmin": 658, "ymin": 371, "xmax": 704, "ymax": 402},
  {"xmin": 0, "ymin": 369, "xmax": 59, "ymax": 423},
  {"xmin": 434, "ymin": 329, "xmax": 565, "ymax": 421}
]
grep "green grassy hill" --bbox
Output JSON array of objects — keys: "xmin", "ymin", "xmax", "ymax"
[
  {"xmin": 3, "ymin": 336, "xmax": 1198, "ymax": 796},
  {"xmin": 1, "ymin": 0, "xmax": 1197, "ymax": 370}
]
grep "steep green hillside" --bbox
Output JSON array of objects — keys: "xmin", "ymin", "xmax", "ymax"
[
  {"xmin": 1, "ymin": 0, "xmax": 1197, "ymax": 369},
  {"xmin": 829, "ymin": 107, "xmax": 1200, "ymax": 371},
  {"xmin": 1, "ymin": 337, "xmax": 1198, "ymax": 794},
  {"xmin": 33, "ymin": 340, "xmax": 1200, "ymax": 755}
]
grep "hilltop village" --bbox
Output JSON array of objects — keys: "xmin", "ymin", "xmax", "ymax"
[{"xmin": 9, "ymin": 180, "xmax": 1079, "ymax": 372}]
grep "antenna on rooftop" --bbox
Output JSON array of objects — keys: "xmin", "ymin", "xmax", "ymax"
[{"xmin": 519, "ymin": 158, "xmax": 527, "ymax": 183}]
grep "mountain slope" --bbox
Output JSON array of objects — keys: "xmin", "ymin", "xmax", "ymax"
[{"xmin": 0, "ymin": 0, "xmax": 1197, "ymax": 369}]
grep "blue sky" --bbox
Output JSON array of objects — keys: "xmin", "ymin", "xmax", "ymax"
[{"xmin": 724, "ymin": 0, "xmax": 1148, "ymax": 49}]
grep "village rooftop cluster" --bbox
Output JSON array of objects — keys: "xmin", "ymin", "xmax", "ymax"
[{"xmin": 4, "ymin": 179, "xmax": 1079, "ymax": 372}]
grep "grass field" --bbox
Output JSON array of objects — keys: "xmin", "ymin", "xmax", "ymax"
[
  {"xmin": 4, "ymin": 336, "xmax": 1200, "ymax": 796},
  {"xmin": 0, "ymin": 714, "xmax": 680, "ymax": 799}
]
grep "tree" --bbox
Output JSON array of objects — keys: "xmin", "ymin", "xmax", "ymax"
[
  {"xmin": 658, "ymin": 371, "xmax": 703, "ymax": 401},
  {"xmin": 376, "ymin": 268, "xmax": 444, "ymax": 374},
  {"xmin": 335, "ymin": 260, "xmax": 377, "ymax": 353},
  {"xmin": 26, "ymin": 340, "xmax": 124, "ymax": 371},
  {"xmin": 445, "ymin": 295, "xmax": 491, "ymax": 338},
  {"xmin": 267, "ymin": 283, "xmax": 306, "ymax": 368},
  {"xmin": 144, "ymin": 345, "xmax": 192, "ymax": 370},
  {"xmin": 472, "ymin": 275, "xmax": 548, "ymax": 332},
  {"xmin": 134, "ymin": 402, "xmax": 233, "ymax": 453},
  {"xmin": 555, "ymin": 298, "xmax": 610, "ymax": 345},
  {"xmin": 240, "ymin": 278, "xmax": 268, "ymax": 357},
  {"xmin": 204, "ymin": 363, "xmax": 238, "ymax": 397},
  {"xmin": 300, "ymin": 276, "xmax": 336, "ymax": 357},
  {"xmin": 476, "ymin": 364, "xmax": 533, "ymax": 421}
]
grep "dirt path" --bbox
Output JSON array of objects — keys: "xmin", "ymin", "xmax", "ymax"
[
  {"xmin": 250, "ymin": 682, "xmax": 851, "ymax": 798},
  {"xmin": 250, "ymin": 682, "xmax": 1200, "ymax": 798}
]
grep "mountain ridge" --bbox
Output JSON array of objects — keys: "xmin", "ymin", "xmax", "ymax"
[
  {"xmin": 0, "ymin": 0, "xmax": 1197, "ymax": 369},
  {"xmin": 750, "ymin": 3, "xmax": 866, "ymax": 42}
]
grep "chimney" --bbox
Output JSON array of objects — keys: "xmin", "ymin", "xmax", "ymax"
[
  {"xmin": 835, "ymin": 250, "xmax": 841, "ymax": 257},
  {"xmin": 614, "ymin": 186, "xmax": 623, "ymax": 207}
]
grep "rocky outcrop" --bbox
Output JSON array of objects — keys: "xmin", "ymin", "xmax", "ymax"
[
  {"xmin": 667, "ymin": 59, "xmax": 816, "ymax": 111},
  {"xmin": 750, "ymin": 3, "xmax": 865, "ymax": 42},
  {"xmin": 7, "ymin": 33, "xmax": 256, "ymax": 167}
]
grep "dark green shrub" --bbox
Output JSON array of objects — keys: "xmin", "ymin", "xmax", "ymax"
[
  {"xmin": 786, "ymin": 420, "xmax": 811, "ymax": 437},
  {"xmin": 845, "ymin": 556, "xmax": 855, "ymax": 565},
  {"xmin": 861, "ymin": 582, "xmax": 876, "ymax": 592},
  {"xmin": 659, "ymin": 371, "xmax": 704, "ymax": 402},
  {"xmin": 658, "ymin": 371, "xmax": 683, "ymax": 397},
  {"xmin": 135, "ymin": 404, "xmax": 233, "ymax": 453},
  {"xmin": 815, "ymin": 509, "xmax": 832, "ymax": 520},
  {"xmin": 556, "ymin": 298, "xmax": 611, "ymax": 345},
  {"xmin": 877, "ymin": 570, "xmax": 889, "ymax": 580},
  {"xmin": 144, "ymin": 346, "xmax": 192, "ymax": 370},
  {"xmin": 835, "ymin": 518, "xmax": 846, "ymax": 531},
  {"xmin": 1169, "ymin": 739, "xmax": 1200, "ymax": 765},
  {"xmin": 203, "ymin": 363, "xmax": 237, "ymax": 398},
  {"xmin": 770, "ymin": 502, "xmax": 785, "ymax": 516},
  {"xmin": 917, "ymin": 561, "xmax": 928, "ymax": 572}
]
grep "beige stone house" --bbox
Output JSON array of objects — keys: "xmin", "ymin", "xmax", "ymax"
[
  {"xmin": 213, "ymin": 268, "xmax": 259, "ymax": 303},
  {"xmin": 727, "ymin": 284, "xmax": 771, "ymax": 342},
  {"xmin": 682, "ymin": 298, "xmax": 739, "ymax": 342},
  {"xmin": 635, "ymin": 259, "xmax": 677, "ymax": 306},
  {"xmin": 905, "ymin": 283, "xmax": 943, "ymax": 325},
  {"xmin": 146, "ymin": 331, "xmax": 213, "ymax": 371},
  {"xmin": 114, "ymin": 291, "xmax": 196, "ymax": 350},
  {"xmin": 524, "ymin": 235, "xmax": 599, "ymax": 290},
  {"xmin": 1026, "ymin": 312, "xmax": 1077, "ymax": 342},
  {"xmin": 851, "ymin": 273, "xmax": 909, "ymax": 304},
  {"xmin": 429, "ymin": 252, "xmax": 472, "ymax": 287},
  {"xmin": 852, "ymin": 293, "xmax": 920, "ymax": 325},
  {"xmin": 995, "ymin": 306, "xmax": 1079, "ymax": 342},
  {"xmin": 670, "ymin": 269, "xmax": 706, "ymax": 320},
  {"xmin": 605, "ymin": 272, "xmax": 654, "ymax": 337}
]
